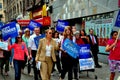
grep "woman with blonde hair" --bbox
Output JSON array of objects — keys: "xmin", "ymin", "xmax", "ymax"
[
  {"xmin": 35, "ymin": 29, "xmax": 58, "ymax": 80},
  {"xmin": 59, "ymin": 26, "xmax": 74, "ymax": 80}
]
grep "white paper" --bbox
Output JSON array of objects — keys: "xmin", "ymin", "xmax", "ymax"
[{"xmin": 36, "ymin": 61, "xmax": 41, "ymax": 70}]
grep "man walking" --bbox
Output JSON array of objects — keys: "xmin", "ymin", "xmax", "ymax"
[{"xmin": 28, "ymin": 27, "xmax": 41, "ymax": 80}]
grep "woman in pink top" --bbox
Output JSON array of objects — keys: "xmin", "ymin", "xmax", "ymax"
[
  {"xmin": 106, "ymin": 31, "xmax": 120, "ymax": 80},
  {"xmin": 8, "ymin": 35, "xmax": 30, "ymax": 80}
]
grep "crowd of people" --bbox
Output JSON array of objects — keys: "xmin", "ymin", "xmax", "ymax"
[{"xmin": 0, "ymin": 24, "xmax": 105, "ymax": 80}]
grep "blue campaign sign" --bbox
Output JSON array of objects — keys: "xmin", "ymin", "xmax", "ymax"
[
  {"xmin": 78, "ymin": 44, "xmax": 94, "ymax": 70},
  {"xmin": 28, "ymin": 20, "xmax": 42, "ymax": 31},
  {"xmin": 62, "ymin": 38, "xmax": 79, "ymax": 59},
  {"xmin": 78, "ymin": 44, "xmax": 92, "ymax": 59},
  {"xmin": 1, "ymin": 22, "xmax": 18, "ymax": 41},
  {"xmin": 56, "ymin": 19, "xmax": 69, "ymax": 33},
  {"xmin": 34, "ymin": 34, "xmax": 45, "ymax": 49},
  {"xmin": 115, "ymin": 10, "xmax": 120, "ymax": 27}
]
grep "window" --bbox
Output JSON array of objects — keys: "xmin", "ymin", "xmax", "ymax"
[{"xmin": 0, "ymin": 3, "xmax": 2, "ymax": 9}]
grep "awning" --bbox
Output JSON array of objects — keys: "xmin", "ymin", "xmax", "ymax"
[{"xmin": 17, "ymin": 17, "xmax": 51, "ymax": 27}]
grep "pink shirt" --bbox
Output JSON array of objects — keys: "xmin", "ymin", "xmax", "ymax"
[
  {"xmin": 107, "ymin": 39, "xmax": 120, "ymax": 60},
  {"xmin": 8, "ymin": 42, "xmax": 28, "ymax": 61}
]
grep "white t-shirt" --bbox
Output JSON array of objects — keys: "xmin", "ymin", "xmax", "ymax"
[{"xmin": 28, "ymin": 34, "xmax": 41, "ymax": 50}]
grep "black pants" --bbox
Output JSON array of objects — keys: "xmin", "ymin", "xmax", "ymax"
[
  {"xmin": 27, "ymin": 59, "xmax": 31, "ymax": 74},
  {"xmin": 92, "ymin": 51, "xmax": 99, "ymax": 66},
  {"xmin": 1, "ymin": 58, "xmax": 9, "ymax": 73},
  {"xmin": 61, "ymin": 55, "xmax": 74, "ymax": 80},
  {"xmin": 32, "ymin": 50, "xmax": 41, "ymax": 80},
  {"xmin": 73, "ymin": 59, "xmax": 78, "ymax": 79},
  {"xmin": 52, "ymin": 55, "xmax": 61, "ymax": 73}
]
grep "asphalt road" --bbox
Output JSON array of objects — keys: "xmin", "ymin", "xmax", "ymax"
[{"xmin": 0, "ymin": 54, "xmax": 120, "ymax": 80}]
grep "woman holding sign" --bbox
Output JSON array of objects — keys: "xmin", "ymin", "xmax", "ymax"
[
  {"xmin": 59, "ymin": 26, "xmax": 74, "ymax": 80},
  {"xmin": 106, "ymin": 31, "xmax": 120, "ymax": 80},
  {"xmin": 35, "ymin": 29, "xmax": 58, "ymax": 80},
  {"xmin": 8, "ymin": 35, "xmax": 30, "ymax": 80}
]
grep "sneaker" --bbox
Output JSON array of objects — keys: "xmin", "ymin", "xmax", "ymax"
[
  {"xmin": 51, "ymin": 73, "xmax": 54, "ymax": 76},
  {"xmin": 28, "ymin": 73, "xmax": 33, "ymax": 76},
  {"xmin": 21, "ymin": 69, "xmax": 26, "ymax": 74}
]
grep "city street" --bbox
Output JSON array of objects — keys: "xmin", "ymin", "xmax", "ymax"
[
  {"xmin": 1, "ymin": 0, "xmax": 120, "ymax": 80},
  {"xmin": 0, "ymin": 59, "xmax": 120, "ymax": 80}
]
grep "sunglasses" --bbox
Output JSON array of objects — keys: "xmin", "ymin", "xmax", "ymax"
[
  {"xmin": 48, "ymin": 32, "xmax": 52, "ymax": 34},
  {"xmin": 17, "ymin": 37, "xmax": 21, "ymax": 38}
]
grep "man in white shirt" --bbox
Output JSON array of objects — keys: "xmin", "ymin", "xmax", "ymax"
[{"xmin": 28, "ymin": 27, "xmax": 41, "ymax": 80}]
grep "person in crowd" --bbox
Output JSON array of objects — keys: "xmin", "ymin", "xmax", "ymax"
[
  {"xmin": 80, "ymin": 29, "xmax": 89, "ymax": 44},
  {"xmin": 1, "ymin": 47, "xmax": 11, "ymax": 76},
  {"xmin": 28, "ymin": 27, "xmax": 41, "ymax": 80},
  {"xmin": 9, "ymin": 19, "xmax": 20, "ymax": 68},
  {"xmin": 22, "ymin": 28, "xmax": 32, "ymax": 75},
  {"xmin": 9, "ymin": 37, "xmax": 15, "ymax": 68},
  {"xmin": 74, "ymin": 31, "xmax": 85, "ymax": 45},
  {"xmin": 51, "ymin": 27, "xmax": 55, "ymax": 38},
  {"xmin": 72, "ymin": 26, "xmax": 76, "ymax": 34},
  {"xmin": 88, "ymin": 28, "xmax": 102, "ymax": 68},
  {"xmin": 8, "ymin": 35, "xmax": 30, "ymax": 80},
  {"xmin": 0, "ymin": 35, "xmax": 11, "ymax": 76},
  {"xmin": 35, "ymin": 29, "xmax": 58, "ymax": 80},
  {"xmin": 52, "ymin": 31, "xmax": 62, "ymax": 75},
  {"xmin": 50, "ymin": 27, "xmax": 57, "ymax": 73},
  {"xmin": 22, "ymin": 28, "xmax": 30, "ymax": 48},
  {"xmin": 72, "ymin": 26, "xmax": 77, "ymax": 44},
  {"xmin": 72, "ymin": 31, "xmax": 86, "ymax": 80},
  {"xmin": 19, "ymin": 30, "xmax": 23, "ymax": 37},
  {"xmin": 0, "ymin": 35, "xmax": 4, "ymax": 74},
  {"xmin": 105, "ymin": 31, "xmax": 120, "ymax": 80},
  {"xmin": 59, "ymin": 26, "xmax": 74, "ymax": 80}
]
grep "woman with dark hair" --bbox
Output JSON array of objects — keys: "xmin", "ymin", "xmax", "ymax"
[
  {"xmin": 106, "ymin": 31, "xmax": 120, "ymax": 80},
  {"xmin": 52, "ymin": 31, "xmax": 61, "ymax": 75},
  {"xmin": 80, "ymin": 29, "xmax": 89, "ymax": 44},
  {"xmin": 8, "ymin": 35, "xmax": 30, "ymax": 80},
  {"xmin": 59, "ymin": 26, "xmax": 74, "ymax": 80}
]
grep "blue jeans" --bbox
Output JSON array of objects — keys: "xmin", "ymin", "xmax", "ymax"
[
  {"xmin": 9, "ymin": 49, "xmax": 14, "ymax": 63},
  {"xmin": 13, "ymin": 60, "xmax": 23, "ymax": 80}
]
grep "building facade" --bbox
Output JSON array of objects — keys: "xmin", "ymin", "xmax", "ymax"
[
  {"xmin": 52, "ymin": 0, "xmax": 120, "ymax": 54},
  {"xmin": 3, "ymin": 0, "xmax": 33, "ymax": 22},
  {"xmin": 0, "ymin": 0, "xmax": 5, "ymax": 22}
]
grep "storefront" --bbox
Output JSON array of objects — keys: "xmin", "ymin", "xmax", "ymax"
[
  {"xmin": 83, "ymin": 12, "xmax": 114, "ymax": 54},
  {"xmin": 17, "ymin": 16, "xmax": 51, "ymax": 27},
  {"xmin": 17, "ymin": 16, "xmax": 51, "ymax": 33}
]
